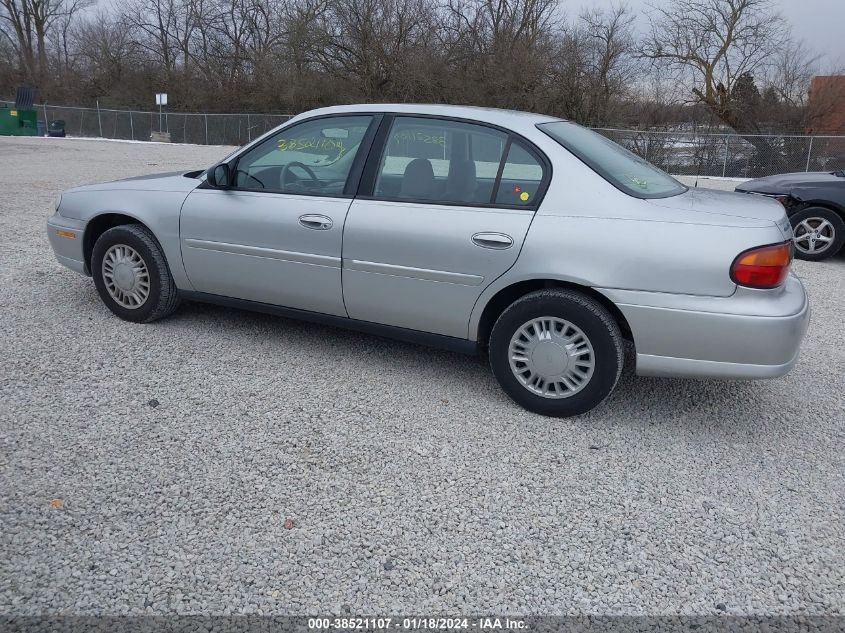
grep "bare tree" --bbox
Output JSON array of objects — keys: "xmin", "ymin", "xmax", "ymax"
[
  {"xmin": 0, "ymin": 0, "xmax": 91, "ymax": 87},
  {"xmin": 538, "ymin": 4, "xmax": 636, "ymax": 125},
  {"xmin": 276, "ymin": 0, "xmax": 329, "ymax": 107},
  {"xmin": 641, "ymin": 0, "xmax": 787, "ymax": 163},
  {"xmin": 313, "ymin": 0, "xmax": 435, "ymax": 100},
  {"xmin": 578, "ymin": 3, "xmax": 636, "ymax": 124},
  {"xmin": 769, "ymin": 38, "xmax": 818, "ymax": 109},
  {"xmin": 73, "ymin": 12, "xmax": 139, "ymax": 99},
  {"xmin": 1, "ymin": 0, "xmax": 830, "ymax": 143},
  {"xmin": 122, "ymin": 0, "xmax": 194, "ymax": 79},
  {"xmin": 438, "ymin": 0, "xmax": 560, "ymax": 109}
]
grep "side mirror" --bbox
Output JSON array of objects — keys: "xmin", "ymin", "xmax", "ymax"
[{"xmin": 207, "ymin": 163, "xmax": 231, "ymax": 188}]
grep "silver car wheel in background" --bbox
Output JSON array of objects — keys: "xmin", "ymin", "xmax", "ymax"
[
  {"xmin": 508, "ymin": 317, "xmax": 595, "ymax": 399},
  {"xmin": 101, "ymin": 244, "xmax": 151, "ymax": 309},
  {"xmin": 793, "ymin": 217, "xmax": 835, "ymax": 255}
]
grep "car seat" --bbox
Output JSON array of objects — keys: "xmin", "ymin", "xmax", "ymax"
[
  {"xmin": 444, "ymin": 159, "xmax": 478, "ymax": 202},
  {"xmin": 399, "ymin": 158, "xmax": 435, "ymax": 199}
]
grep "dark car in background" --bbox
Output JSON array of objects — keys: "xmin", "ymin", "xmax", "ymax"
[{"xmin": 736, "ymin": 171, "xmax": 845, "ymax": 261}]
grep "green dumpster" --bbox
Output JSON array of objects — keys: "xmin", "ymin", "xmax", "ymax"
[
  {"xmin": 0, "ymin": 102, "xmax": 38, "ymax": 136},
  {"xmin": 1, "ymin": 86, "xmax": 40, "ymax": 137}
]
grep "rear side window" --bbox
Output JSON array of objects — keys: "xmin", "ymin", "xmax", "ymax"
[
  {"xmin": 375, "ymin": 117, "xmax": 508, "ymax": 205},
  {"xmin": 538, "ymin": 121, "xmax": 686, "ymax": 199},
  {"xmin": 494, "ymin": 141, "xmax": 545, "ymax": 206}
]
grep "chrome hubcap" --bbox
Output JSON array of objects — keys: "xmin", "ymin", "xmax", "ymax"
[
  {"xmin": 508, "ymin": 317, "xmax": 595, "ymax": 399},
  {"xmin": 794, "ymin": 217, "xmax": 834, "ymax": 255},
  {"xmin": 102, "ymin": 244, "xmax": 150, "ymax": 309}
]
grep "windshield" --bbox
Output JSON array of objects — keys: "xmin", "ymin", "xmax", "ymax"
[{"xmin": 537, "ymin": 121, "xmax": 686, "ymax": 199}]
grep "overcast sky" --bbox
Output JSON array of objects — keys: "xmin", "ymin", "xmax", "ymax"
[{"xmin": 572, "ymin": 0, "xmax": 844, "ymax": 71}]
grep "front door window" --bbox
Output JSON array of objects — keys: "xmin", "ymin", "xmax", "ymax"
[{"xmin": 234, "ymin": 116, "xmax": 374, "ymax": 196}]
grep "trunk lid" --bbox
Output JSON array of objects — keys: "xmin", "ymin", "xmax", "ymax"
[{"xmin": 646, "ymin": 187, "xmax": 786, "ymax": 224}]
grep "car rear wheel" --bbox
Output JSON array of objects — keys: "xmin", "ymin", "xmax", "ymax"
[
  {"xmin": 790, "ymin": 207, "xmax": 845, "ymax": 261},
  {"xmin": 91, "ymin": 224, "xmax": 180, "ymax": 323},
  {"xmin": 489, "ymin": 289, "xmax": 623, "ymax": 417}
]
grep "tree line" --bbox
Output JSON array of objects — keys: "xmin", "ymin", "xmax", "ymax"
[{"xmin": 0, "ymin": 0, "xmax": 836, "ymax": 135}]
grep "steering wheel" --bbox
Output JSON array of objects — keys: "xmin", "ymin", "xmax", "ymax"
[
  {"xmin": 281, "ymin": 162, "xmax": 321, "ymax": 189},
  {"xmin": 234, "ymin": 169, "xmax": 265, "ymax": 189}
]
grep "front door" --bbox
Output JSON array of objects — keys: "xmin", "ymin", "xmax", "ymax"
[
  {"xmin": 180, "ymin": 114, "xmax": 376, "ymax": 316},
  {"xmin": 342, "ymin": 116, "xmax": 549, "ymax": 338}
]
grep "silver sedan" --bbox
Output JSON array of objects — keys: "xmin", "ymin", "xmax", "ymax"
[{"xmin": 47, "ymin": 104, "xmax": 810, "ymax": 416}]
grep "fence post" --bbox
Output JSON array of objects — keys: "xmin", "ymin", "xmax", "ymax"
[
  {"xmin": 247, "ymin": 113, "xmax": 251, "ymax": 142},
  {"xmin": 722, "ymin": 135, "xmax": 730, "ymax": 178},
  {"xmin": 644, "ymin": 134, "xmax": 650, "ymax": 161},
  {"xmin": 806, "ymin": 136, "xmax": 814, "ymax": 172},
  {"xmin": 205, "ymin": 114, "xmax": 208, "ymax": 145},
  {"xmin": 130, "ymin": 111, "xmax": 134, "ymax": 140},
  {"xmin": 96, "ymin": 100, "xmax": 103, "ymax": 137},
  {"xmin": 42, "ymin": 103, "xmax": 49, "ymax": 134},
  {"xmin": 79, "ymin": 110, "xmax": 84, "ymax": 135}
]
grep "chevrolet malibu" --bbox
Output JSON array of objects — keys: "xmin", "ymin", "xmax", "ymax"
[{"xmin": 47, "ymin": 104, "xmax": 810, "ymax": 417}]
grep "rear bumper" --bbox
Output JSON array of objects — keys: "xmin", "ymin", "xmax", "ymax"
[
  {"xmin": 635, "ymin": 349, "xmax": 803, "ymax": 380},
  {"xmin": 46, "ymin": 213, "xmax": 87, "ymax": 275},
  {"xmin": 601, "ymin": 275, "xmax": 810, "ymax": 380}
]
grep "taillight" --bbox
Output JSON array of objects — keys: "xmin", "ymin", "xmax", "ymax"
[{"xmin": 730, "ymin": 241, "xmax": 793, "ymax": 289}]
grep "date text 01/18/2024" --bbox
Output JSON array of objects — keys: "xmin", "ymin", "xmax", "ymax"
[{"xmin": 308, "ymin": 617, "xmax": 528, "ymax": 630}]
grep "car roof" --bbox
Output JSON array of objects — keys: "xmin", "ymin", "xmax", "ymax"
[{"xmin": 293, "ymin": 103, "xmax": 564, "ymax": 133}]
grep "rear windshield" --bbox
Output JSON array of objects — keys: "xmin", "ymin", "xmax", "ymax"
[{"xmin": 537, "ymin": 121, "xmax": 686, "ymax": 199}]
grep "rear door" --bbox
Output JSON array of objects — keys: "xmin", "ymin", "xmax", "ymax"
[{"xmin": 342, "ymin": 115, "xmax": 550, "ymax": 339}]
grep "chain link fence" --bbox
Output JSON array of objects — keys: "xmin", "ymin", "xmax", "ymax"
[
  {"xmin": 594, "ymin": 128, "xmax": 845, "ymax": 178},
  {"xmin": 5, "ymin": 100, "xmax": 845, "ymax": 177},
  {"xmin": 2, "ymin": 100, "xmax": 293, "ymax": 146}
]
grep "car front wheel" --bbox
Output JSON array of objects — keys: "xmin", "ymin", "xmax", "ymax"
[
  {"xmin": 91, "ymin": 224, "xmax": 180, "ymax": 323},
  {"xmin": 790, "ymin": 207, "xmax": 845, "ymax": 261},
  {"xmin": 489, "ymin": 289, "xmax": 623, "ymax": 417}
]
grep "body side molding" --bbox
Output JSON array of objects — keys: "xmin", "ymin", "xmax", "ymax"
[
  {"xmin": 181, "ymin": 291, "xmax": 479, "ymax": 355},
  {"xmin": 184, "ymin": 238, "xmax": 341, "ymax": 268}
]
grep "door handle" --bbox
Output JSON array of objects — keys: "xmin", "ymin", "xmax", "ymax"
[
  {"xmin": 472, "ymin": 232, "xmax": 513, "ymax": 249},
  {"xmin": 299, "ymin": 214, "xmax": 333, "ymax": 230}
]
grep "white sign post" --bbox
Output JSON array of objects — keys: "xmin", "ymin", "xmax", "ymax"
[{"xmin": 155, "ymin": 93, "xmax": 168, "ymax": 132}]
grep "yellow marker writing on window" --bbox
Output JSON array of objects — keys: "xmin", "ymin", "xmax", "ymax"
[{"xmin": 520, "ymin": 191, "xmax": 529, "ymax": 202}]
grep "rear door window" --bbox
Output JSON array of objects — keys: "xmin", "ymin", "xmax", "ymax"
[
  {"xmin": 494, "ymin": 141, "xmax": 546, "ymax": 207},
  {"xmin": 374, "ymin": 117, "xmax": 509, "ymax": 205}
]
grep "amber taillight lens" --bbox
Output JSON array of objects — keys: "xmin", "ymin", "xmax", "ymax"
[{"xmin": 730, "ymin": 241, "xmax": 793, "ymax": 289}]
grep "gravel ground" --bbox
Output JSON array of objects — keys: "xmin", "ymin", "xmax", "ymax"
[{"xmin": 1, "ymin": 136, "xmax": 844, "ymax": 616}]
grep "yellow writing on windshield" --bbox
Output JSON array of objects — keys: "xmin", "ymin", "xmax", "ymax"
[{"xmin": 278, "ymin": 137, "xmax": 346, "ymax": 160}]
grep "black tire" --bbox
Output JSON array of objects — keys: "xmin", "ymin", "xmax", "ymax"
[
  {"xmin": 91, "ymin": 224, "xmax": 180, "ymax": 323},
  {"xmin": 790, "ymin": 206, "xmax": 845, "ymax": 261},
  {"xmin": 489, "ymin": 289, "xmax": 623, "ymax": 417}
]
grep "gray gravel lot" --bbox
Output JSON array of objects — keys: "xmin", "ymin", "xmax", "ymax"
[{"xmin": 1, "ymin": 137, "xmax": 844, "ymax": 616}]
